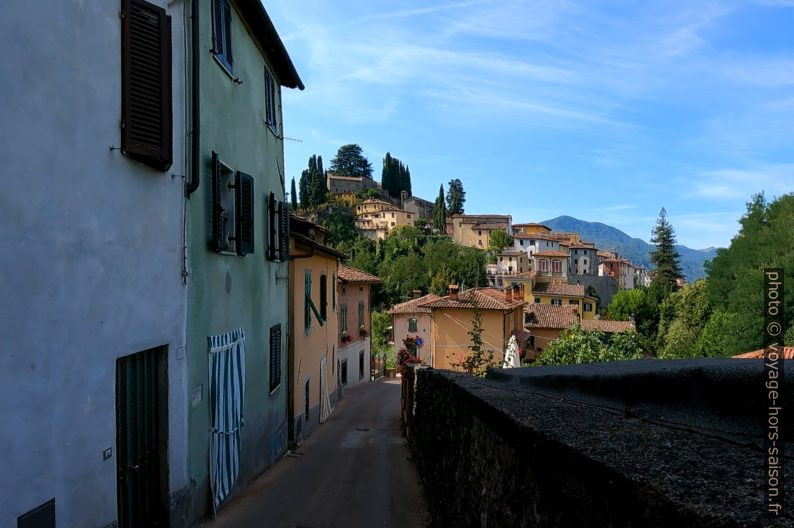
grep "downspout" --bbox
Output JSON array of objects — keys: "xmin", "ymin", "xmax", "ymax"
[{"xmin": 185, "ymin": 0, "xmax": 200, "ymax": 197}]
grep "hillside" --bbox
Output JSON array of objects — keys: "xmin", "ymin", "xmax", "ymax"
[{"xmin": 540, "ymin": 216, "xmax": 718, "ymax": 281}]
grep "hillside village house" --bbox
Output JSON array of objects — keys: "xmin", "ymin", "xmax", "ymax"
[
  {"xmin": 569, "ymin": 244, "xmax": 598, "ymax": 275},
  {"xmin": 532, "ymin": 250, "xmax": 570, "ymax": 280},
  {"xmin": 1, "ymin": 1, "xmax": 190, "ymax": 524},
  {"xmin": 448, "ymin": 214, "xmax": 513, "ymax": 249},
  {"xmin": 487, "ymin": 249, "xmax": 530, "ymax": 287},
  {"xmin": 338, "ymin": 266, "xmax": 383, "ymax": 385},
  {"xmin": 400, "ymin": 190, "xmax": 434, "ymax": 221},
  {"xmin": 390, "ymin": 292, "xmax": 441, "ymax": 364},
  {"xmin": 327, "ymin": 172, "xmax": 380, "ymax": 194},
  {"xmin": 356, "ymin": 208, "xmax": 416, "ymax": 240},
  {"xmin": 288, "ymin": 216, "xmax": 347, "ymax": 443},
  {"xmin": 513, "ymin": 222, "xmax": 553, "ymax": 235},
  {"xmin": 599, "ymin": 258, "xmax": 636, "ymax": 289},
  {"xmin": 355, "ymin": 198, "xmax": 394, "ymax": 215},
  {"xmin": 531, "ymin": 282, "xmax": 598, "ymax": 319},
  {"xmin": 514, "ymin": 232, "xmax": 562, "ymax": 259},
  {"xmin": 183, "ymin": 0, "xmax": 303, "ymax": 520},
  {"xmin": 524, "ymin": 304, "xmax": 581, "ymax": 356},
  {"xmin": 420, "ymin": 287, "xmax": 526, "ymax": 370}
]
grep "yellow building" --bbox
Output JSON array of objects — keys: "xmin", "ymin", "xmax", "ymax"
[
  {"xmin": 448, "ymin": 214, "xmax": 512, "ymax": 249},
  {"xmin": 288, "ymin": 215, "xmax": 348, "ymax": 442},
  {"xmin": 420, "ymin": 286, "xmax": 527, "ymax": 371},
  {"xmin": 529, "ymin": 282, "xmax": 598, "ymax": 319},
  {"xmin": 355, "ymin": 198, "xmax": 394, "ymax": 215},
  {"xmin": 512, "ymin": 222, "xmax": 551, "ymax": 235},
  {"xmin": 355, "ymin": 208, "xmax": 416, "ymax": 240},
  {"xmin": 333, "ymin": 191, "xmax": 358, "ymax": 207}
]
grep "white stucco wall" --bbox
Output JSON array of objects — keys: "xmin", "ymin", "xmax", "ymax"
[
  {"xmin": 0, "ymin": 1, "xmax": 188, "ymax": 525},
  {"xmin": 338, "ymin": 337, "xmax": 371, "ymax": 387}
]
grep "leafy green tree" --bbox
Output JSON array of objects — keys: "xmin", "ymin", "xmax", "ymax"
[
  {"xmin": 649, "ymin": 207, "xmax": 683, "ymax": 288},
  {"xmin": 656, "ymin": 280, "xmax": 712, "ymax": 358},
  {"xmin": 608, "ymin": 330, "xmax": 645, "ymax": 360},
  {"xmin": 692, "ymin": 310, "xmax": 737, "ymax": 357},
  {"xmin": 534, "ymin": 325, "xmax": 642, "ymax": 366},
  {"xmin": 433, "ymin": 184, "xmax": 446, "ymax": 234},
  {"xmin": 785, "ymin": 325, "xmax": 794, "ymax": 347},
  {"xmin": 323, "ymin": 211, "xmax": 357, "ymax": 248},
  {"xmin": 330, "ymin": 144, "xmax": 372, "ymax": 179},
  {"xmin": 290, "ymin": 177, "xmax": 298, "ymax": 210},
  {"xmin": 446, "ymin": 178, "xmax": 466, "ymax": 215},
  {"xmin": 607, "ymin": 288, "xmax": 645, "ymax": 320},
  {"xmin": 488, "ymin": 229, "xmax": 513, "ymax": 252},
  {"xmin": 380, "ymin": 253, "xmax": 425, "ymax": 304},
  {"xmin": 429, "ymin": 267, "xmax": 454, "ymax": 296},
  {"xmin": 371, "ymin": 310, "xmax": 392, "ymax": 359}
]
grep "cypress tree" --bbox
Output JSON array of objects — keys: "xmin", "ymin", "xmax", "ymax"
[
  {"xmin": 381, "ymin": 153, "xmax": 393, "ymax": 197},
  {"xmin": 290, "ymin": 177, "xmax": 298, "ymax": 210},
  {"xmin": 433, "ymin": 184, "xmax": 446, "ymax": 234},
  {"xmin": 649, "ymin": 207, "xmax": 683, "ymax": 288},
  {"xmin": 310, "ymin": 169, "xmax": 327, "ymax": 207}
]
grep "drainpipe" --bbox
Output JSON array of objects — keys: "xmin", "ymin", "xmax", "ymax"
[{"xmin": 185, "ymin": 0, "xmax": 200, "ymax": 197}]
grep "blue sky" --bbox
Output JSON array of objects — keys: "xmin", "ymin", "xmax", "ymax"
[{"xmin": 267, "ymin": 0, "xmax": 794, "ymax": 249}]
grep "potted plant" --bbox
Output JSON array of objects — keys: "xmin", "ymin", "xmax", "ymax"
[
  {"xmin": 341, "ymin": 329, "xmax": 350, "ymax": 344},
  {"xmin": 359, "ymin": 324, "xmax": 368, "ymax": 337}
]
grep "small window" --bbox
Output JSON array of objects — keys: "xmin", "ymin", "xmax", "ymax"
[
  {"xmin": 264, "ymin": 67, "xmax": 277, "ymax": 132},
  {"xmin": 408, "ymin": 317, "xmax": 418, "ymax": 332},
  {"xmin": 584, "ymin": 303, "xmax": 593, "ymax": 312},
  {"xmin": 341, "ymin": 360, "xmax": 348, "ymax": 385},
  {"xmin": 269, "ymin": 324, "xmax": 282, "ymax": 392},
  {"xmin": 359, "ymin": 351, "xmax": 365, "ymax": 380},
  {"xmin": 211, "ymin": 153, "xmax": 253, "ymax": 256},
  {"xmin": 568, "ymin": 300, "xmax": 579, "ymax": 305},
  {"xmin": 121, "ymin": 0, "xmax": 172, "ymax": 171},
  {"xmin": 358, "ymin": 301, "xmax": 366, "ymax": 329},
  {"xmin": 534, "ymin": 297, "xmax": 541, "ymax": 304},
  {"xmin": 305, "ymin": 271, "xmax": 323, "ymax": 331},
  {"xmin": 551, "ymin": 298, "xmax": 562, "ymax": 306},
  {"xmin": 212, "ymin": 0, "xmax": 234, "ymax": 73}
]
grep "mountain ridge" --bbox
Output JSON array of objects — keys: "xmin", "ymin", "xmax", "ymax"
[{"xmin": 540, "ymin": 215, "xmax": 718, "ymax": 281}]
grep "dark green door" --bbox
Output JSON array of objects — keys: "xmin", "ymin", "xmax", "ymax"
[{"xmin": 116, "ymin": 346, "xmax": 168, "ymax": 528}]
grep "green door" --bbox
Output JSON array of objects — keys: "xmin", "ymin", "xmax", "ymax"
[{"xmin": 116, "ymin": 346, "xmax": 168, "ymax": 527}]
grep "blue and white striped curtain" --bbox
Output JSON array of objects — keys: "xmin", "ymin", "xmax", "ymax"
[{"xmin": 208, "ymin": 328, "xmax": 246, "ymax": 513}]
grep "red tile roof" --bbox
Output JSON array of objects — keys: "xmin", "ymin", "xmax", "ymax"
[
  {"xmin": 524, "ymin": 304, "xmax": 579, "ymax": 329},
  {"xmin": 471, "ymin": 222, "xmax": 508, "ymax": 231},
  {"xmin": 581, "ymin": 319, "xmax": 634, "ymax": 333},
  {"xmin": 533, "ymin": 282, "xmax": 585, "ymax": 297},
  {"xmin": 338, "ymin": 265, "xmax": 383, "ymax": 283},
  {"xmin": 420, "ymin": 287, "xmax": 526, "ymax": 311},
  {"xmin": 389, "ymin": 294, "xmax": 441, "ymax": 315},
  {"xmin": 512, "ymin": 271, "xmax": 537, "ymax": 280},
  {"xmin": 733, "ymin": 347, "xmax": 794, "ymax": 359},
  {"xmin": 533, "ymin": 250, "xmax": 569, "ymax": 258},
  {"xmin": 514, "ymin": 232, "xmax": 558, "ymax": 240}
]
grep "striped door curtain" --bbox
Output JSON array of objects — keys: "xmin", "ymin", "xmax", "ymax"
[
  {"xmin": 319, "ymin": 356, "xmax": 334, "ymax": 423},
  {"xmin": 208, "ymin": 328, "xmax": 246, "ymax": 513}
]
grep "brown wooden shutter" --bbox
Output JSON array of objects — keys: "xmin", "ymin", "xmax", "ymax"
[
  {"xmin": 211, "ymin": 152, "xmax": 225, "ymax": 252},
  {"xmin": 279, "ymin": 201, "xmax": 290, "ymax": 262},
  {"xmin": 235, "ymin": 172, "xmax": 254, "ymax": 255},
  {"xmin": 223, "ymin": 0, "xmax": 234, "ymax": 66},
  {"xmin": 121, "ymin": 0, "xmax": 172, "ymax": 171},
  {"xmin": 212, "ymin": 0, "xmax": 223, "ymax": 54},
  {"xmin": 269, "ymin": 324, "xmax": 282, "ymax": 392},
  {"xmin": 268, "ymin": 192, "xmax": 277, "ymax": 261}
]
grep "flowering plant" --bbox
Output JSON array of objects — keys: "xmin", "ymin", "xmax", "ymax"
[{"xmin": 397, "ymin": 335, "xmax": 422, "ymax": 373}]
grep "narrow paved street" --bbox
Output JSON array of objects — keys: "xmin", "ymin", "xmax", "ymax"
[{"xmin": 200, "ymin": 379, "xmax": 429, "ymax": 528}]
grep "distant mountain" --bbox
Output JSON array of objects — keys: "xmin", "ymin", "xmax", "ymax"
[{"xmin": 540, "ymin": 215, "xmax": 719, "ymax": 281}]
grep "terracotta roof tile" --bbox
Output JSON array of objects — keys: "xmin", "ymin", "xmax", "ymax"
[
  {"xmin": 524, "ymin": 304, "xmax": 579, "ymax": 329},
  {"xmin": 512, "ymin": 271, "xmax": 537, "ymax": 280},
  {"xmin": 420, "ymin": 287, "xmax": 526, "ymax": 311},
  {"xmin": 389, "ymin": 294, "xmax": 440, "ymax": 314},
  {"xmin": 733, "ymin": 347, "xmax": 794, "ymax": 359},
  {"xmin": 581, "ymin": 319, "xmax": 634, "ymax": 333},
  {"xmin": 471, "ymin": 222, "xmax": 508, "ymax": 231},
  {"xmin": 533, "ymin": 282, "xmax": 585, "ymax": 297},
  {"xmin": 338, "ymin": 265, "xmax": 383, "ymax": 283},
  {"xmin": 533, "ymin": 250, "xmax": 569, "ymax": 258}
]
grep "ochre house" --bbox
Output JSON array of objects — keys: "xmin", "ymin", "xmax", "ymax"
[
  {"xmin": 447, "ymin": 214, "xmax": 513, "ymax": 249},
  {"xmin": 420, "ymin": 286, "xmax": 526, "ymax": 370},
  {"xmin": 530, "ymin": 282, "xmax": 598, "ymax": 319},
  {"xmin": 288, "ymin": 215, "xmax": 347, "ymax": 443}
]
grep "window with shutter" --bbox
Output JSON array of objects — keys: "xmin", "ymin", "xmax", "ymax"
[
  {"xmin": 268, "ymin": 193, "xmax": 290, "ymax": 262},
  {"xmin": 268, "ymin": 192, "xmax": 277, "ymax": 261},
  {"xmin": 265, "ymin": 67, "xmax": 277, "ymax": 132},
  {"xmin": 211, "ymin": 152, "xmax": 236, "ymax": 254},
  {"xmin": 121, "ymin": 0, "xmax": 172, "ymax": 171},
  {"xmin": 278, "ymin": 201, "xmax": 289, "ymax": 262},
  {"xmin": 235, "ymin": 172, "xmax": 254, "ymax": 255},
  {"xmin": 212, "ymin": 0, "xmax": 233, "ymax": 73},
  {"xmin": 269, "ymin": 324, "xmax": 281, "ymax": 393}
]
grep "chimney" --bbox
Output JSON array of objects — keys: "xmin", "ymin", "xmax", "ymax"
[
  {"xmin": 412, "ymin": 289, "xmax": 422, "ymax": 299},
  {"xmin": 448, "ymin": 284, "xmax": 459, "ymax": 301},
  {"xmin": 517, "ymin": 283, "xmax": 525, "ymax": 300},
  {"xmin": 505, "ymin": 287, "xmax": 513, "ymax": 302}
]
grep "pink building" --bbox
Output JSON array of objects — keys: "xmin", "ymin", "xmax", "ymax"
[
  {"xmin": 337, "ymin": 265, "xmax": 382, "ymax": 386},
  {"xmin": 389, "ymin": 291, "xmax": 440, "ymax": 364}
]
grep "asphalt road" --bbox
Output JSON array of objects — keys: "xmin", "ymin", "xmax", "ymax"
[{"xmin": 201, "ymin": 379, "xmax": 429, "ymax": 528}]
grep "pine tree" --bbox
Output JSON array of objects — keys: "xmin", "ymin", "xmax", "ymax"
[
  {"xmin": 446, "ymin": 179, "xmax": 465, "ymax": 215},
  {"xmin": 290, "ymin": 177, "xmax": 298, "ymax": 210},
  {"xmin": 330, "ymin": 144, "xmax": 372, "ymax": 178},
  {"xmin": 433, "ymin": 184, "xmax": 446, "ymax": 234},
  {"xmin": 649, "ymin": 207, "xmax": 683, "ymax": 288}
]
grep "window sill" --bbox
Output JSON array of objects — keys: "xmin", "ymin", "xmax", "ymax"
[{"xmin": 212, "ymin": 53, "xmax": 237, "ymax": 82}]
